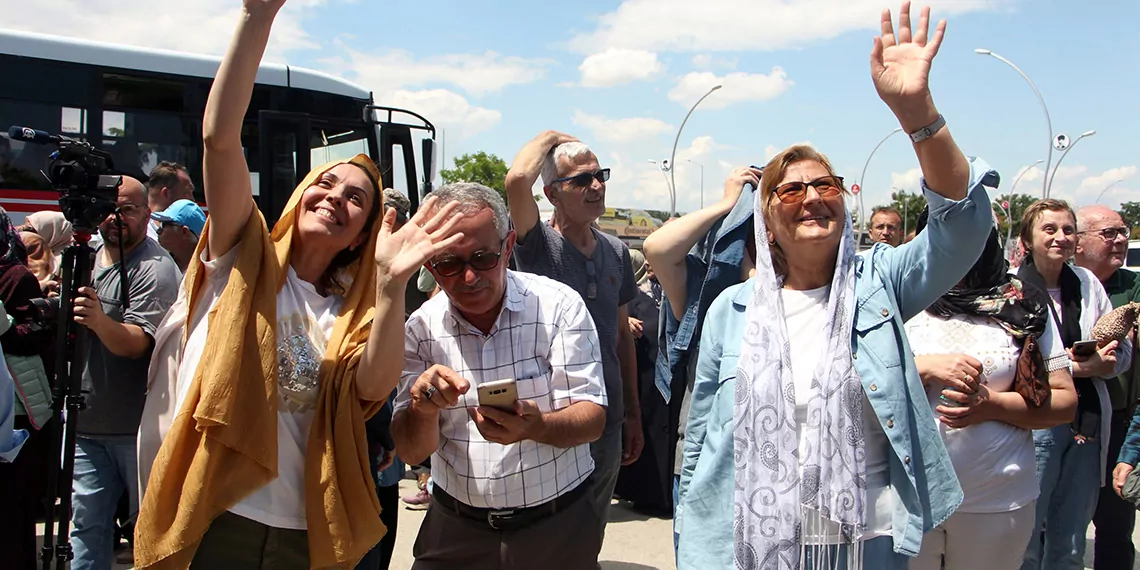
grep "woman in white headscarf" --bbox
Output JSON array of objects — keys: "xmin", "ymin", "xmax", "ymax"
[
  {"xmin": 17, "ymin": 211, "xmax": 72, "ymax": 290},
  {"xmin": 675, "ymin": 3, "xmax": 997, "ymax": 569}
]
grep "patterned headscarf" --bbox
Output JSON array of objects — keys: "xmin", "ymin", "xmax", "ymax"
[{"xmin": 0, "ymin": 207, "xmax": 28, "ymax": 266}]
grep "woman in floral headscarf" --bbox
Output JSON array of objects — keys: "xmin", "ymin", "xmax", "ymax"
[{"xmin": 676, "ymin": 3, "xmax": 996, "ymax": 568}]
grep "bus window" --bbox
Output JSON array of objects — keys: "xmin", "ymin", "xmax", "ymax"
[
  {"xmin": 389, "ymin": 143, "xmax": 408, "ymax": 196},
  {"xmin": 310, "ymin": 126, "xmax": 369, "ymax": 166},
  {"xmin": 101, "ymin": 109, "xmax": 200, "ymax": 184},
  {"xmin": 0, "ymin": 100, "xmax": 90, "ymax": 191}
]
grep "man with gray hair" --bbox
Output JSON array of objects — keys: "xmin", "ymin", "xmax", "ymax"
[
  {"xmin": 392, "ymin": 182, "xmax": 608, "ymax": 569},
  {"xmin": 505, "ymin": 130, "xmax": 643, "ymax": 536},
  {"xmin": 1075, "ymin": 204, "xmax": 1140, "ymax": 570}
]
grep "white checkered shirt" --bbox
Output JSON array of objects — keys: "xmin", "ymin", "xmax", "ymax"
[{"xmin": 395, "ymin": 270, "xmax": 606, "ymax": 508}]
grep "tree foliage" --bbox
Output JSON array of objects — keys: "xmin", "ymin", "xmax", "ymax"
[
  {"xmin": 990, "ymin": 193, "xmax": 1039, "ymax": 243},
  {"xmin": 1118, "ymin": 201, "xmax": 1140, "ymax": 239},
  {"xmin": 440, "ymin": 151, "xmax": 509, "ymax": 204}
]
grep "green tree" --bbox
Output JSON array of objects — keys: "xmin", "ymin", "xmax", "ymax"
[
  {"xmin": 440, "ymin": 151, "xmax": 509, "ymax": 204},
  {"xmin": 1118, "ymin": 201, "xmax": 1140, "ymax": 239}
]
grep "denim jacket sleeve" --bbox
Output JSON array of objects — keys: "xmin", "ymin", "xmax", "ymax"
[
  {"xmin": 1120, "ymin": 407, "xmax": 1140, "ymax": 467},
  {"xmin": 875, "ymin": 157, "xmax": 998, "ymax": 322}
]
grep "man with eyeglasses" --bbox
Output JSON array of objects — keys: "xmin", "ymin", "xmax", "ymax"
[
  {"xmin": 1075, "ymin": 205, "xmax": 1140, "ymax": 570},
  {"xmin": 505, "ymin": 131, "xmax": 643, "ymax": 540},
  {"xmin": 69, "ymin": 176, "xmax": 181, "ymax": 569},
  {"xmin": 868, "ymin": 206, "xmax": 904, "ymax": 247},
  {"xmin": 391, "ymin": 182, "xmax": 608, "ymax": 569}
]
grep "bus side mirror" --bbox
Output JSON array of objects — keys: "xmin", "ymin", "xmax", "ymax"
[{"xmin": 421, "ymin": 138, "xmax": 438, "ymax": 195}]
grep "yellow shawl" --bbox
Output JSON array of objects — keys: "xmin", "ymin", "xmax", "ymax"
[{"xmin": 136, "ymin": 155, "xmax": 386, "ymax": 569}]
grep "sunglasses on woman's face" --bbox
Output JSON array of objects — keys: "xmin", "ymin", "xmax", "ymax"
[
  {"xmin": 770, "ymin": 175, "xmax": 844, "ymax": 204},
  {"xmin": 552, "ymin": 168, "xmax": 610, "ymax": 189},
  {"xmin": 430, "ymin": 241, "xmax": 505, "ymax": 277}
]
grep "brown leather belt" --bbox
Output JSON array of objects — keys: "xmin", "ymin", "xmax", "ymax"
[{"xmin": 431, "ymin": 478, "xmax": 592, "ymax": 531}]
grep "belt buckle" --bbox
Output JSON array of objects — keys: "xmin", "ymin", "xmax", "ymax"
[{"xmin": 486, "ymin": 509, "xmax": 518, "ymax": 530}]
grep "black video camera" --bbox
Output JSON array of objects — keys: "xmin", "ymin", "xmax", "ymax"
[{"xmin": 7, "ymin": 126, "xmax": 122, "ymax": 233}]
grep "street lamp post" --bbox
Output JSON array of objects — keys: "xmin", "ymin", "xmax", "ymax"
[
  {"xmin": 1096, "ymin": 179, "xmax": 1124, "ymax": 204},
  {"xmin": 975, "ymin": 49, "xmax": 1054, "ymax": 199},
  {"xmin": 1005, "ymin": 159, "xmax": 1043, "ymax": 247},
  {"xmin": 668, "ymin": 84, "xmax": 722, "ymax": 218},
  {"xmin": 647, "ymin": 159, "xmax": 673, "ymax": 210},
  {"xmin": 686, "ymin": 159, "xmax": 705, "ymax": 208},
  {"xmin": 1047, "ymin": 130, "xmax": 1096, "ymax": 197},
  {"xmin": 857, "ymin": 127, "xmax": 904, "ymax": 244}
]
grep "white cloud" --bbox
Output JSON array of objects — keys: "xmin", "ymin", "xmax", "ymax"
[
  {"xmin": 0, "ymin": 0, "xmax": 329, "ymax": 60},
  {"xmin": 691, "ymin": 54, "xmax": 738, "ymax": 70},
  {"xmin": 569, "ymin": 0, "xmax": 1002, "ymax": 54},
  {"xmin": 1057, "ymin": 165, "xmax": 1138, "ymax": 207},
  {"xmin": 578, "ymin": 49, "xmax": 664, "ymax": 88},
  {"xmin": 381, "ymin": 89, "xmax": 501, "ymax": 140},
  {"xmin": 321, "ymin": 48, "xmax": 552, "ymax": 97},
  {"xmin": 572, "ymin": 110, "xmax": 673, "ymax": 143},
  {"xmin": 668, "ymin": 68, "xmax": 792, "ymax": 109},
  {"xmin": 889, "ymin": 168, "xmax": 924, "ymax": 194}
]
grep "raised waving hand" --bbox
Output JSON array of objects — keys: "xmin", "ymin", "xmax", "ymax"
[
  {"xmin": 871, "ymin": 2, "xmax": 946, "ymax": 131},
  {"xmin": 373, "ymin": 196, "xmax": 465, "ymax": 283}
]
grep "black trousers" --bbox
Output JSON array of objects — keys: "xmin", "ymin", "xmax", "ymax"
[
  {"xmin": 191, "ymin": 511, "xmax": 309, "ymax": 570},
  {"xmin": 355, "ymin": 484, "xmax": 400, "ymax": 570},
  {"xmin": 1093, "ymin": 409, "xmax": 1137, "ymax": 570}
]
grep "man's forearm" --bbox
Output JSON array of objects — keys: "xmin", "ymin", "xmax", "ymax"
[
  {"xmin": 92, "ymin": 320, "xmax": 151, "ymax": 359},
  {"xmin": 391, "ymin": 406, "xmax": 440, "ymax": 466},
  {"xmin": 618, "ymin": 324, "xmax": 640, "ymax": 419},
  {"xmin": 530, "ymin": 402, "xmax": 605, "ymax": 447}
]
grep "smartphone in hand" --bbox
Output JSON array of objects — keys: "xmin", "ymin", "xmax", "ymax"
[
  {"xmin": 477, "ymin": 379, "xmax": 518, "ymax": 411},
  {"xmin": 1071, "ymin": 340, "xmax": 1099, "ymax": 359}
]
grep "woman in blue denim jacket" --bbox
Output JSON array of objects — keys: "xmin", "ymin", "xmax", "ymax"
[{"xmin": 675, "ymin": 4, "xmax": 996, "ymax": 568}]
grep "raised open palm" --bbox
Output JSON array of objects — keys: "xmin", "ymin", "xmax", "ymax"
[
  {"xmin": 871, "ymin": 2, "xmax": 946, "ymax": 112},
  {"xmin": 243, "ymin": 0, "xmax": 287, "ymax": 17},
  {"xmin": 374, "ymin": 196, "xmax": 465, "ymax": 283}
]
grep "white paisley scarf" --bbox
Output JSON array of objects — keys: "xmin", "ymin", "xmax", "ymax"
[{"xmin": 733, "ymin": 192, "xmax": 867, "ymax": 570}]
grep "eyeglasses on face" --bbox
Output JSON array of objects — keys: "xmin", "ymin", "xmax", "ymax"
[
  {"xmin": 552, "ymin": 168, "xmax": 610, "ymax": 188},
  {"xmin": 1077, "ymin": 226, "xmax": 1130, "ymax": 242},
  {"xmin": 770, "ymin": 176, "xmax": 844, "ymax": 204},
  {"xmin": 430, "ymin": 241, "xmax": 505, "ymax": 277}
]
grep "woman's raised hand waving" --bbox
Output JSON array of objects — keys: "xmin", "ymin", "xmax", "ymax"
[
  {"xmin": 871, "ymin": 1, "xmax": 946, "ymax": 131},
  {"xmin": 243, "ymin": 0, "xmax": 287, "ymax": 18},
  {"xmin": 374, "ymin": 196, "xmax": 465, "ymax": 284}
]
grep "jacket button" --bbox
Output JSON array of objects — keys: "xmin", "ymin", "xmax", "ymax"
[
  {"xmin": 869, "ymin": 383, "xmax": 878, "ymax": 392},
  {"xmin": 852, "ymin": 352, "xmax": 858, "ymax": 360},
  {"xmin": 904, "ymin": 456, "xmax": 911, "ymax": 465},
  {"xmin": 881, "ymin": 308, "xmax": 889, "ymax": 317},
  {"xmin": 886, "ymin": 419, "xmax": 895, "ymax": 429}
]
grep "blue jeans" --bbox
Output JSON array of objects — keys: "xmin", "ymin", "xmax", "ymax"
[
  {"xmin": 1021, "ymin": 424, "xmax": 1101, "ymax": 570},
  {"xmin": 70, "ymin": 436, "xmax": 139, "ymax": 570}
]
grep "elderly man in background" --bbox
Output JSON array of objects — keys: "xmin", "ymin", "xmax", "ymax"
[
  {"xmin": 1075, "ymin": 205, "xmax": 1140, "ymax": 570},
  {"xmin": 505, "ymin": 131, "xmax": 643, "ymax": 536},
  {"xmin": 392, "ymin": 182, "xmax": 607, "ymax": 569}
]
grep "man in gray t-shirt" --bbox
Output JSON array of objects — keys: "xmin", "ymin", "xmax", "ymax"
[
  {"xmin": 506, "ymin": 130, "xmax": 642, "ymax": 536},
  {"xmin": 70, "ymin": 177, "xmax": 181, "ymax": 568}
]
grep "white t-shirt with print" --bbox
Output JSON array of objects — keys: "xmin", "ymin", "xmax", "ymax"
[
  {"xmin": 782, "ymin": 286, "xmax": 892, "ymax": 540},
  {"xmin": 173, "ymin": 247, "xmax": 342, "ymax": 529},
  {"xmin": 905, "ymin": 310, "xmax": 1065, "ymax": 513}
]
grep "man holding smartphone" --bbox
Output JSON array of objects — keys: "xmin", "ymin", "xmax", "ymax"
[{"xmin": 391, "ymin": 182, "xmax": 608, "ymax": 570}]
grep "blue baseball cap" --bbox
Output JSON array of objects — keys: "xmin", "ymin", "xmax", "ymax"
[{"xmin": 151, "ymin": 199, "xmax": 206, "ymax": 237}]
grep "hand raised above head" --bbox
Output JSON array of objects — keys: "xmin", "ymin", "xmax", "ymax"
[
  {"xmin": 870, "ymin": 1, "xmax": 947, "ymax": 131},
  {"xmin": 374, "ymin": 195, "xmax": 466, "ymax": 283},
  {"xmin": 243, "ymin": 0, "xmax": 287, "ymax": 17}
]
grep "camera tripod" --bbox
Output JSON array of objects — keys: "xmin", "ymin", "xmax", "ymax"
[{"xmin": 38, "ymin": 232, "xmax": 97, "ymax": 570}]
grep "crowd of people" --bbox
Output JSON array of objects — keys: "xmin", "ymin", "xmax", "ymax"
[{"xmin": 0, "ymin": 1, "xmax": 1138, "ymax": 570}]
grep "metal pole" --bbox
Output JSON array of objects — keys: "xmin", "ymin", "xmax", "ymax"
[
  {"xmin": 1094, "ymin": 180, "xmax": 1121, "ymax": 205},
  {"xmin": 668, "ymin": 84, "xmax": 722, "ymax": 218},
  {"xmin": 975, "ymin": 49, "xmax": 1054, "ymax": 199},
  {"xmin": 1047, "ymin": 130, "xmax": 1096, "ymax": 197},
  {"xmin": 857, "ymin": 127, "xmax": 904, "ymax": 245},
  {"xmin": 648, "ymin": 159, "xmax": 672, "ymax": 211},
  {"xmin": 686, "ymin": 159, "xmax": 705, "ymax": 209}
]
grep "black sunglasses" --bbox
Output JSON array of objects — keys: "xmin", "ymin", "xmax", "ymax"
[
  {"xmin": 1077, "ymin": 226, "xmax": 1130, "ymax": 242},
  {"xmin": 770, "ymin": 175, "xmax": 845, "ymax": 204},
  {"xmin": 552, "ymin": 168, "xmax": 610, "ymax": 188},
  {"xmin": 430, "ymin": 241, "xmax": 505, "ymax": 277}
]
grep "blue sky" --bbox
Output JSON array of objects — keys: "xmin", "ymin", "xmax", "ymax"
[{"xmin": 11, "ymin": 0, "xmax": 1138, "ymax": 216}]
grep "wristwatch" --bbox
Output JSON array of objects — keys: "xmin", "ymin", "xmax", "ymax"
[{"xmin": 908, "ymin": 114, "xmax": 946, "ymax": 144}]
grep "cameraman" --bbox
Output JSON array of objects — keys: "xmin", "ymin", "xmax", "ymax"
[{"xmin": 69, "ymin": 176, "xmax": 180, "ymax": 570}]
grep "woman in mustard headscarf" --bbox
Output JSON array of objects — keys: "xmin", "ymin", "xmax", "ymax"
[{"xmin": 134, "ymin": 1, "xmax": 465, "ymax": 568}]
